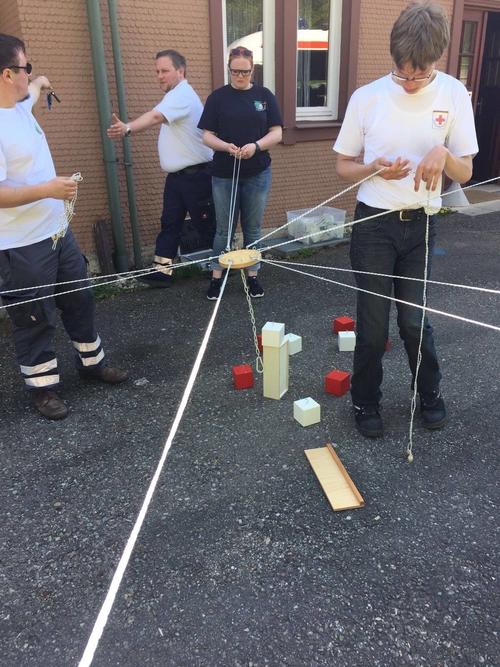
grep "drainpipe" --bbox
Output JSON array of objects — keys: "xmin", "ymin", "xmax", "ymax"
[
  {"xmin": 85, "ymin": 0, "xmax": 128, "ymax": 273},
  {"xmin": 107, "ymin": 0, "xmax": 142, "ymax": 267}
]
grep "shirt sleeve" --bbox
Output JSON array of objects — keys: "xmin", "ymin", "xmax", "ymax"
[
  {"xmin": 333, "ymin": 90, "xmax": 365, "ymax": 157},
  {"xmin": 446, "ymin": 83, "xmax": 479, "ymax": 158},
  {"xmin": 265, "ymin": 89, "xmax": 283, "ymax": 128},
  {"xmin": 197, "ymin": 92, "xmax": 219, "ymax": 133},
  {"xmin": 154, "ymin": 91, "xmax": 190, "ymax": 125}
]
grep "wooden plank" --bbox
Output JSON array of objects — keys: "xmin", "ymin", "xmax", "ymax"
[{"xmin": 304, "ymin": 445, "xmax": 364, "ymax": 511}]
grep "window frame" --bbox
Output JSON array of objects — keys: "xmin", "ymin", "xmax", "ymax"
[{"xmin": 208, "ymin": 0, "xmax": 361, "ymax": 144}]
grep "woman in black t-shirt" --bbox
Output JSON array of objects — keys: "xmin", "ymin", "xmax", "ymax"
[{"xmin": 198, "ymin": 46, "xmax": 283, "ymax": 300}]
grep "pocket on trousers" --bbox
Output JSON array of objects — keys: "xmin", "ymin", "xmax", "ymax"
[
  {"xmin": 197, "ymin": 195, "xmax": 217, "ymax": 230},
  {"xmin": 0, "ymin": 289, "xmax": 46, "ymax": 328}
]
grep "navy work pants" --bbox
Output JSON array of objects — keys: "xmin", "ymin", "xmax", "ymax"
[
  {"xmin": 156, "ymin": 166, "xmax": 216, "ymax": 259},
  {"xmin": 0, "ymin": 229, "xmax": 105, "ymax": 390}
]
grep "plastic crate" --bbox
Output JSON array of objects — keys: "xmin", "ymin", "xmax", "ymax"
[{"xmin": 287, "ymin": 206, "xmax": 346, "ymax": 245}]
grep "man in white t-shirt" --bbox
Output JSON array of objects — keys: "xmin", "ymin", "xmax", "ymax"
[
  {"xmin": 0, "ymin": 33, "xmax": 127, "ymax": 420},
  {"xmin": 333, "ymin": 2, "xmax": 478, "ymax": 438},
  {"xmin": 108, "ymin": 49, "xmax": 214, "ymax": 287}
]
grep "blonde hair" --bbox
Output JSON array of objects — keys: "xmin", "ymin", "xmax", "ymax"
[{"xmin": 390, "ymin": 2, "xmax": 450, "ymax": 71}]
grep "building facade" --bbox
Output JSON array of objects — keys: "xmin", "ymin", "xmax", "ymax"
[{"xmin": 1, "ymin": 0, "xmax": 498, "ymax": 268}]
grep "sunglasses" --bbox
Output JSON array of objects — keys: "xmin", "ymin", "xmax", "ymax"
[
  {"xmin": 229, "ymin": 68, "xmax": 252, "ymax": 76},
  {"xmin": 230, "ymin": 47, "xmax": 253, "ymax": 57},
  {"xmin": 6, "ymin": 62, "xmax": 32, "ymax": 74}
]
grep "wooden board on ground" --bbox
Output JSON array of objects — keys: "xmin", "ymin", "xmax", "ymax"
[{"xmin": 305, "ymin": 443, "xmax": 364, "ymax": 511}]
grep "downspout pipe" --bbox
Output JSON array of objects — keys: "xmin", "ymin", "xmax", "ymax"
[
  {"xmin": 107, "ymin": 0, "xmax": 142, "ymax": 267},
  {"xmin": 85, "ymin": 0, "xmax": 128, "ymax": 273}
]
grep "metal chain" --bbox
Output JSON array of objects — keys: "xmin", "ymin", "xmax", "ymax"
[{"xmin": 240, "ymin": 269, "xmax": 264, "ymax": 373}]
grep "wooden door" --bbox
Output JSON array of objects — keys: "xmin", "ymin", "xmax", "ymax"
[
  {"xmin": 473, "ymin": 11, "xmax": 500, "ymax": 180},
  {"xmin": 457, "ymin": 9, "xmax": 487, "ymax": 110}
]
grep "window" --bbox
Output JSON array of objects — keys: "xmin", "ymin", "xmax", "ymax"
[
  {"xmin": 296, "ymin": 0, "xmax": 342, "ymax": 121},
  {"xmin": 223, "ymin": 0, "xmax": 275, "ymax": 90},
  {"xmin": 210, "ymin": 0, "xmax": 360, "ymax": 143}
]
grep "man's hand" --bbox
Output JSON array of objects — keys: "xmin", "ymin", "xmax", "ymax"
[
  {"xmin": 414, "ymin": 146, "xmax": 449, "ymax": 192},
  {"xmin": 107, "ymin": 113, "xmax": 127, "ymax": 139},
  {"xmin": 45, "ymin": 177, "xmax": 78, "ymax": 201},
  {"xmin": 373, "ymin": 156, "xmax": 412, "ymax": 181}
]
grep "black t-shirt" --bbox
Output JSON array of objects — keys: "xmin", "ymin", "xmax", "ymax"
[{"xmin": 198, "ymin": 84, "xmax": 283, "ymax": 178}]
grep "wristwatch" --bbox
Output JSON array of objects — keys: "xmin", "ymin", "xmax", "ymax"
[
  {"xmin": 254, "ymin": 141, "xmax": 261, "ymax": 153},
  {"xmin": 125, "ymin": 124, "xmax": 132, "ymax": 137}
]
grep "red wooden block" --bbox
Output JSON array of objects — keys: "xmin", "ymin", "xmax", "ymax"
[
  {"xmin": 385, "ymin": 338, "xmax": 390, "ymax": 351},
  {"xmin": 333, "ymin": 316, "xmax": 355, "ymax": 333},
  {"xmin": 325, "ymin": 369, "xmax": 350, "ymax": 396},
  {"xmin": 257, "ymin": 334, "xmax": 263, "ymax": 352},
  {"xmin": 232, "ymin": 364, "xmax": 254, "ymax": 389}
]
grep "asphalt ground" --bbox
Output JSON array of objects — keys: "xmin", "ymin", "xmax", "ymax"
[{"xmin": 1, "ymin": 210, "xmax": 499, "ymax": 667}]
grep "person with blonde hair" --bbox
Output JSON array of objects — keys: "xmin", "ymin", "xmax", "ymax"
[
  {"xmin": 199, "ymin": 47, "xmax": 283, "ymax": 300},
  {"xmin": 334, "ymin": 2, "xmax": 478, "ymax": 437}
]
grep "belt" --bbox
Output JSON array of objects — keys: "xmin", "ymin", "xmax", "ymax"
[
  {"xmin": 174, "ymin": 161, "xmax": 212, "ymax": 176},
  {"xmin": 360, "ymin": 203, "xmax": 426, "ymax": 222}
]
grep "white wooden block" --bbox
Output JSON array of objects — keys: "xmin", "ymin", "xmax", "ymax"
[
  {"xmin": 285, "ymin": 333, "xmax": 302, "ymax": 355},
  {"xmin": 338, "ymin": 330, "xmax": 356, "ymax": 351},
  {"xmin": 263, "ymin": 339, "xmax": 289, "ymax": 399},
  {"xmin": 294, "ymin": 397, "xmax": 321, "ymax": 427},
  {"xmin": 262, "ymin": 322, "xmax": 285, "ymax": 348}
]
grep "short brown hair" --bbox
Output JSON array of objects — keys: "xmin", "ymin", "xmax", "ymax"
[
  {"xmin": 156, "ymin": 49, "xmax": 186, "ymax": 75},
  {"xmin": 390, "ymin": 2, "xmax": 450, "ymax": 71},
  {"xmin": 0, "ymin": 33, "xmax": 25, "ymax": 72}
]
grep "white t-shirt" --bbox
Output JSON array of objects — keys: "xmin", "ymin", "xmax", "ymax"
[
  {"xmin": 333, "ymin": 72, "xmax": 479, "ymax": 213},
  {"xmin": 0, "ymin": 94, "xmax": 65, "ymax": 250},
  {"xmin": 154, "ymin": 79, "xmax": 213, "ymax": 173}
]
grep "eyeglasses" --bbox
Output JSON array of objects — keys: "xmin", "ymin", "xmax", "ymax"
[
  {"xmin": 229, "ymin": 68, "xmax": 252, "ymax": 77},
  {"xmin": 391, "ymin": 69, "xmax": 433, "ymax": 82},
  {"xmin": 230, "ymin": 47, "xmax": 253, "ymax": 57},
  {"xmin": 5, "ymin": 62, "xmax": 32, "ymax": 74}
]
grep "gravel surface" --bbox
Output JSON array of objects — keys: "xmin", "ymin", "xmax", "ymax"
[{"xmin": 1, "ymin": 211, "xmax": 499, "ymax": 667}]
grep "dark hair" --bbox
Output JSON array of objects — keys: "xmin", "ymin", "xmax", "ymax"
[
  {"xmin": 0, "ymin": 33, "xmax": 25, "ymax": 72},
  {"xmin": 390, "ymin": 2, "xmax": 450, "ymax": 71},
  {"xmin": 156, "ymin": 49, "xmax": 187, "ymax": 75}
]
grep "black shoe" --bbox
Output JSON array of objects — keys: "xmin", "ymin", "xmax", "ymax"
[
  {"xmin": 136, "ymin": 271, "xmax": 172, "ymax": 288},
  {"xmin": 247, "ymin": 276, "xmax": 264, "ymax": 298},
  {"xmin": 353, "ymin": 404, "xmax": 383, "ymax": 437},
  {"xmin": 31, "ymin": 389, "xmax": 69, "ymax": 420},
  {"xmin": 207, "ymin": 278, "xmax": 222, "ymax": 300},
  {"xmin": 420, "ymin": 391, "xmax": 447, "ymax": 429}
]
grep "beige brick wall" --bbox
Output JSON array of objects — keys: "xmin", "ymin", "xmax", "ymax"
[{"xmin": 0, "ymin": 0, "xmax": 457, "ymax": 266}]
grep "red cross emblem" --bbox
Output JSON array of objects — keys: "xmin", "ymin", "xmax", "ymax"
[{"xmin": 433, "ymin": 110, "xmax": 449, "ymax": 129}]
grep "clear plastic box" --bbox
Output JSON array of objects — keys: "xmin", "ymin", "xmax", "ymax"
[{"xmin": 287, "ymin": 206, "xmax": 346, "ymax": 245}]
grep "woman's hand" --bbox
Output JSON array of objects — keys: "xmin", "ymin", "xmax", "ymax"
[{"xmin": 240, "ymin": 143, "xmax": 258, "ymax": 159}]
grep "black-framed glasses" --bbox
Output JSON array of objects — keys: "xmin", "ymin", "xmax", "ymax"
[
  {"xmin": 229, "ymin": 68, "xmax": 252, "ymax": 77},
  {"xmin": 230, "ymin": 47, "xmax": 253, "ymax": 57},
  {"xmin": 6, "ymin": 62, "xmax": 32, "ymax": 74},
  {"xmin": 391, "ymin": 69, "xmax": 433, "ymax": 82}
]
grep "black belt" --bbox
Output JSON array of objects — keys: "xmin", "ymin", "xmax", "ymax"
[
  {"xmin": 174, "ymin": 161, "xmax": 212, "ymax": 176},
  {"xmin": 359, "ymin": 203, "xmax": 426, "ymax": 222}
]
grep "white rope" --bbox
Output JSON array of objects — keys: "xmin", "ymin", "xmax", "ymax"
[
  {"xmin": 257, "ymin": 175, "xmax": 500, "ymax": 252},
  {"xmin": 407, "ymin": 201, "xmax": 432, "ymax": 463},
  {"xmin": 261, "ymin": 259, "xmax": 500, "ymax": 333},
  {"xmin": 252, "ymin": 167, "xmax": 388, "ymax": 246},
  {"xmin": 52, "ymin": 173, "xmax": 83, "ymax": 250},
  {"xmin": 263, "ymin": 260, "xmax": 500, "ymax": 295},
  {"xmin": 77, "ymin": 268, "xmax": 232, "ymax": 667},
  {"xmin": 226, "ymin": 156, "xmax": 242, "ymax": 252}
]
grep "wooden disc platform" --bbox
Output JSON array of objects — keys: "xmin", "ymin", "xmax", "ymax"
[{"xmin": 218, "ymin": 249, "xmax": 262, "ymax": 269}]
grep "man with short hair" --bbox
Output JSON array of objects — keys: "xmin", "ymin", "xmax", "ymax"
[
  {"xmin": 0, "ymin": 33, "xmax": 127, "ymax": 420},
  {"xmin": 108, "ymin": 49, "xmax": 215, "ymax": 287},
  {"xmin": 334, "ymin": 2, "xmax": 478, "ymax": 437}
]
